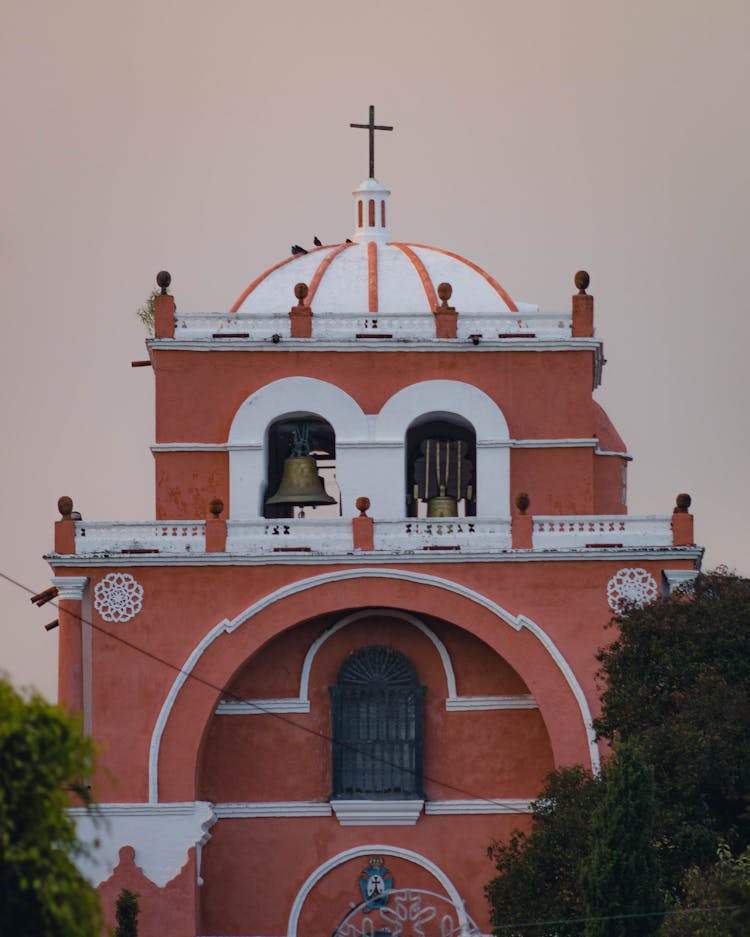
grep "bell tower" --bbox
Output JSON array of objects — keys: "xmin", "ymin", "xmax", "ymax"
[{"xmin": 48, "ymin": 113, "xmax": 701, "ymax": 937}]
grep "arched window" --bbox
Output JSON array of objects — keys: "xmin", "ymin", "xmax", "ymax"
[
  {"xmin": 405, "ymin": 414, "xmax": 476, "ymax": 517},
  {"xmin": 264, "ymin": 415, "xmax": 340, "ymax": 519},
  {"xmin": 330, "ymin": 646, "xmax": 425, "ymax": 799}
]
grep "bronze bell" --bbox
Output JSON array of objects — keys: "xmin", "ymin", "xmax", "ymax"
[
  {"xmin": 265, "ymin": 455, "xmax": 336, "ymax": 508},
  {"xmin": 427, "ymin": 485, "xmax": 458, "ymax": 517}
]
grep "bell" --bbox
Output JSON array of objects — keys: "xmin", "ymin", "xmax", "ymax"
[
  {"xmin": 427, "ymin": 485, "xmax": 458, "ymax": 517},
  {"xmin": 265, "ymin": 455, "xmax": 336, "ymax": 508}
]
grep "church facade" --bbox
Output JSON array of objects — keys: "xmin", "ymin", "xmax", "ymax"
[{"xmin": 49, "ymin": 120, "xmax": 701, "ymax": 937}]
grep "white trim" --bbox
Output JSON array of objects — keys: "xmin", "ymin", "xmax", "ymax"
[
  {"xmin": 51, "ymin": 575, "xmax": 89, "ymax": 601},
  {"xmin": 287, "ymin": 844, "xmax": 466, "ymax": 937},
  {"xmin": 594, "ymin": 448, "xmax": 633, "ymax": 460},
  {"xmin": 150, "ymin": 337, "xmax": 603, "ymax": 353},
  {"xmin": 512, "ymin": 438, "xmax": 597, "ymax": 448},
  {"xmin": 152, "ymin": 437, "xmax": 610, "ymax": 454},
  {"xmin": 214, "ymin": 802, "xmax": 331, "ymax": 818},
  {"xmin": 216, "ymin": 698, "xmax": 310, "ymax": 715},
  {"xmin": 298, "ymin": 608, "xmax": 458, "ymax": 703},
  {"xmin": 50, "ymin": 546, "xmax": 705, "ymax": 568},
  {"xmin": 148, "ymin": 568, "xmax": 600, "ymax": 802},
  {"xmin": 662, "ymin": 568, "xmax": 699, "ymax": 595},
  {"xmin": 330, "ymin": 800, "xmax": 424, "ymax": 825},
  {"xmin": 69, "ymin": 801, "xmax": 215, "ymax": 888},
  {"xmin": 424, "ymin": 799, "xmax": 533, "ymax": 814},
  {"xmin": 445, "ymin": 695, "xmax": 538, "ymax": 711}
]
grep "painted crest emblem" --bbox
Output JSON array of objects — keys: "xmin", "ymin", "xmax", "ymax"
[{"xmin": 359, "ymin": 856, "xmax": 393, "ymax": 909}]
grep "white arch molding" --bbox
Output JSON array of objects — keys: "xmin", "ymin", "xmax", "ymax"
[
  {"xmin": 287, "ymin": 844, "xmax": 466, "ymax": 937},
  {"xmin": 228, "ymin": 377, "xmax": 368, "ymax": 519},
  {"xmin": 216, "ymin": 607, "xmax": 537, "ymax": 714},
  {"xmin": 376, "ymin": 380, "xmax": 510, "ymax": 516},
  {"xmin": 148, "ymin": 568, "xmax": 599, "ymax": 802},
  {"xmin": 226, "ymin": 377, "xmax": 511, "ymax": 519}
]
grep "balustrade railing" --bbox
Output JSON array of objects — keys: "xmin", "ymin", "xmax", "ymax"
[
  {"xmin": 373, "ymin": 518, "xmax": 512, "ymax": 552},
  {"xmin": 170, "ymin": 311, "xmax": 572, "ymax": 341},
  {"xmin": 226, "ymin": 519, "xmax": 353, "ymax": 553},
  {"xmin": 75, "ymin": 521, "xmax": 205, "ymax": 554},
  {"xmin": 532, "ymin": 515, "xmax": 673, "ymax": 549},
  {"xmin": 70, "ymin": 514, "xmax": 676, "ymax": 556}
]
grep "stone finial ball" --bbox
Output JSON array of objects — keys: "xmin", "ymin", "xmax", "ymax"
[
  {"xmin": 437, "ymin": 282, "xmax": 453, "ymax": 302},
  {"xmin": 574, "ymin": 270, "xmax": 590, "ymax": 294},
  {"xmin": 675, "ymin": 493, "xmax": 692, "ymax": 513},
  {"xmin": 58, "ymin": 496, "xmax": 73, "ymax": 518},
  {"xmin": 355, "ymin": 496, "xmax": 371, "ymax": 516},
  {"xmin": 515, "ymin": 492, "xmax": 531, "ymax": 514},
  {"xmin": 294, "ymin": 282, "xmax": 309, "ymax": 302},
  {"xmin": 209, "ymin": 498, "xmax": 224, "ymax": 518},
  {"xmin": 156, "ymin": 270, "xmax": 172, "ymax": 294}
]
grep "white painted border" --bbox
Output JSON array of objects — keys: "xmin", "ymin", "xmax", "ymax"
[
  {"xmin": 53, "ymin": 546, "xmax": 705, "ymax": 567},
  {"xmin": 286, "ymin": 844, "xmax": 466, "ymax": 937},
  {"xmin": 51, "ymin": 575, "xmax": 89, "ymax": 601},
  {"xmin": 215, "ymin": 609, "xmax": 537, "ymax": 716},
  {"xmin": 330, "ymin": 800, "xmax": 424, "ymax": 825},
  {"xmin": 214, "ymin": 802, "xmax": 331, "ymax": 818},
  {"xmin": 424, "ymin": 799, "xmax": 533, "ymax": 814},
  {"xmin": 148, "ymin": 568, "xmax": 599, "ymax": 802}
]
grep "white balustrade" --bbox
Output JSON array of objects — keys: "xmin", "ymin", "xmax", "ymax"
[
  {"xmin": 75, "ymin": 522, "xmax": 205, "ymax": 554},
  {"xmin": 169, "ymin": 311, "xmax": 572, "ymax": 342},
  {"xmin": 374, "ymin": 518, "xmax": 512, "ymax": 552},
  {"xmin": 532, "ymin": 515, "xmax": 673, "ymax": 549},
  {"xmin": 72, "ymin": 514, "xmax": 674, "ymax": 556},
  {"xmin": 226, "ymin": 519, "xmax": 353, "ymax": 554}
]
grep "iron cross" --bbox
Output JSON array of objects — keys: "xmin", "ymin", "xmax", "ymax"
[{"xmin": 350, "ymin": 105, "xmax": 393, "ymax": 179}]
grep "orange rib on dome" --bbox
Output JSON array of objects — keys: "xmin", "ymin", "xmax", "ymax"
[
  {"xmin": 229, "ymin": 244, "xmax": 332, "ymax": 313},
  {"xmin": 405, "ymin": 243, "xmax": 518, "ymax": 312},
  {"xmin": 367, "ymin": 241, "xmax": 378, "ymax": 313},
  {"xmin": 304, "ymin": 243, "xmax": 354, "ymax": 307},
  {"xmin": 390, "ymin": 242, "xmax": 438, "ymax": 311}
]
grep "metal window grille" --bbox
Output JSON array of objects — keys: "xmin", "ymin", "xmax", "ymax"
[{"xmin": 330, "ymin": 646, "xmax": 425, "ymax": 799}]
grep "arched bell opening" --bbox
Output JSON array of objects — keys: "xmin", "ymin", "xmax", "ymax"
[
  {"xmin": 405, "ymin": 413, "xmax": 477, "ymax": 518},
  {"xmin": 263, "ymin": 413, "xmax": 341, "ymax": 519}
]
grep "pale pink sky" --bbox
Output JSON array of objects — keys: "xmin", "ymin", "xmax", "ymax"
[{"xmin": 2, "ymin": 1, "xmax": 748, "ymax": 698}]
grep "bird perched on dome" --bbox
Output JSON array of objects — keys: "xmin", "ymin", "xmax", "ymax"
[
  {"xmin": 291, "ymin": 244, "xmax": 307, "ymax": 255},
  {"xmin": 313, "ymin": 236, "xmax": 322, "ymax": 247}
]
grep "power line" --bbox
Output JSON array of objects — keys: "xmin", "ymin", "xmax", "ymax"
[
  {"xmin": 492, "ymin": 902, "xmax": 741, "ymax": 932},
  {"xmin": 1, "ymin": 567, "xmax": 541, "ymax": 816}
]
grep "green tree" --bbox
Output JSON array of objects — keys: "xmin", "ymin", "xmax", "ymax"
[
  {"xmin": 581, "ymin": 743, "xmax": 662, "ymax": 937},
  {"xmin": 660, "ymin": 844, "xmax": 750, "ymax": 937},
  {"xmin": 115, "ymin": 888, "xmax": 140, "ymax": 937},
  {"xmin": 486, "ymin": 765, "xmax": 601, "ymax": 936},
  {"xmin": 0, "ymin": 677, "xmax": 102, "ymax": 937},
  {"xmin": 594, "ymin": 570, "xmax": 750, "ymax": 890}
]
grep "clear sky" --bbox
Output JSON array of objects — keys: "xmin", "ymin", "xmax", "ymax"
[{"xmin": 2, "ymin": 0, "xmax": 748, "ymax": 698}]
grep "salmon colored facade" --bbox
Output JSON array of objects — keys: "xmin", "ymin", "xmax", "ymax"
[{"xmin": 49, "ymin": 165, "xmax": 701, "ymax": 937}]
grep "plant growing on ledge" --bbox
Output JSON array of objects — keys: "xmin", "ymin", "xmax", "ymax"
[{"xmin": 136, "ymin": 289, "xmax": 159, "ymax": 335}]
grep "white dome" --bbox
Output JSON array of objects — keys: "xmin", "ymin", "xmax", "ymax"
[{"xmin": 231, "ymin": 240, "xmax": 523, "ymax": 317}]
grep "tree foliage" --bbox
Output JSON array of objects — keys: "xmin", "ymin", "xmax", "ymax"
[
  {"xmin": 660, "ymin": 844, "xmax": 750, "ymax": 937},
  {"xmin": 595, "ymin": 570, "xmax": 750, "ymax": 888},
  {"xmin": 115, "ymin": 888, "xmax": 140, "ymax": 937},
  {"xmin": 487, "ymin": 765, "xmax": 601, "ymax": 936},
  {"xmin": 486, "ymin": 570, "xmax": 750, "ymax": 935},
  {"xmin": 0, "ymin": 677, "xmax": 102, "ymax": 937},
  {"xmin": 581, "ymin": 743, "xmax": 662, "ymax": 937}
]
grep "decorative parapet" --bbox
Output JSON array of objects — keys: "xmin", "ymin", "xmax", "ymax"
[
  {"xmin": 532, "ymin": 515, "xmax": 673, "ymax": 549},
  {"xmin": 171, "ymin": 311, "xmax": 572, "ymax": 342},
  {"xmin": 226, "ymin": 519, "xmax": 353, "ymax": 554},
  {"xmin": 75, "ymin": 521, "xmax": 205, "ymax": 554},
  {"xmin": 64, "ymin": 514, "xmax": 693, "ymax": 558},
  {"xmin": 373, "ymin": 518, "xmax": 512, "ymax": 552}
]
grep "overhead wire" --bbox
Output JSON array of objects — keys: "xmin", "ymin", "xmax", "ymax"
[
  {"xmin": 1, "ymin": 567, "xmax": 542, "ymax": 816},
  {"xmin": 2, "ymin": 569, "xmax": 742, "ymax": 934}
]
